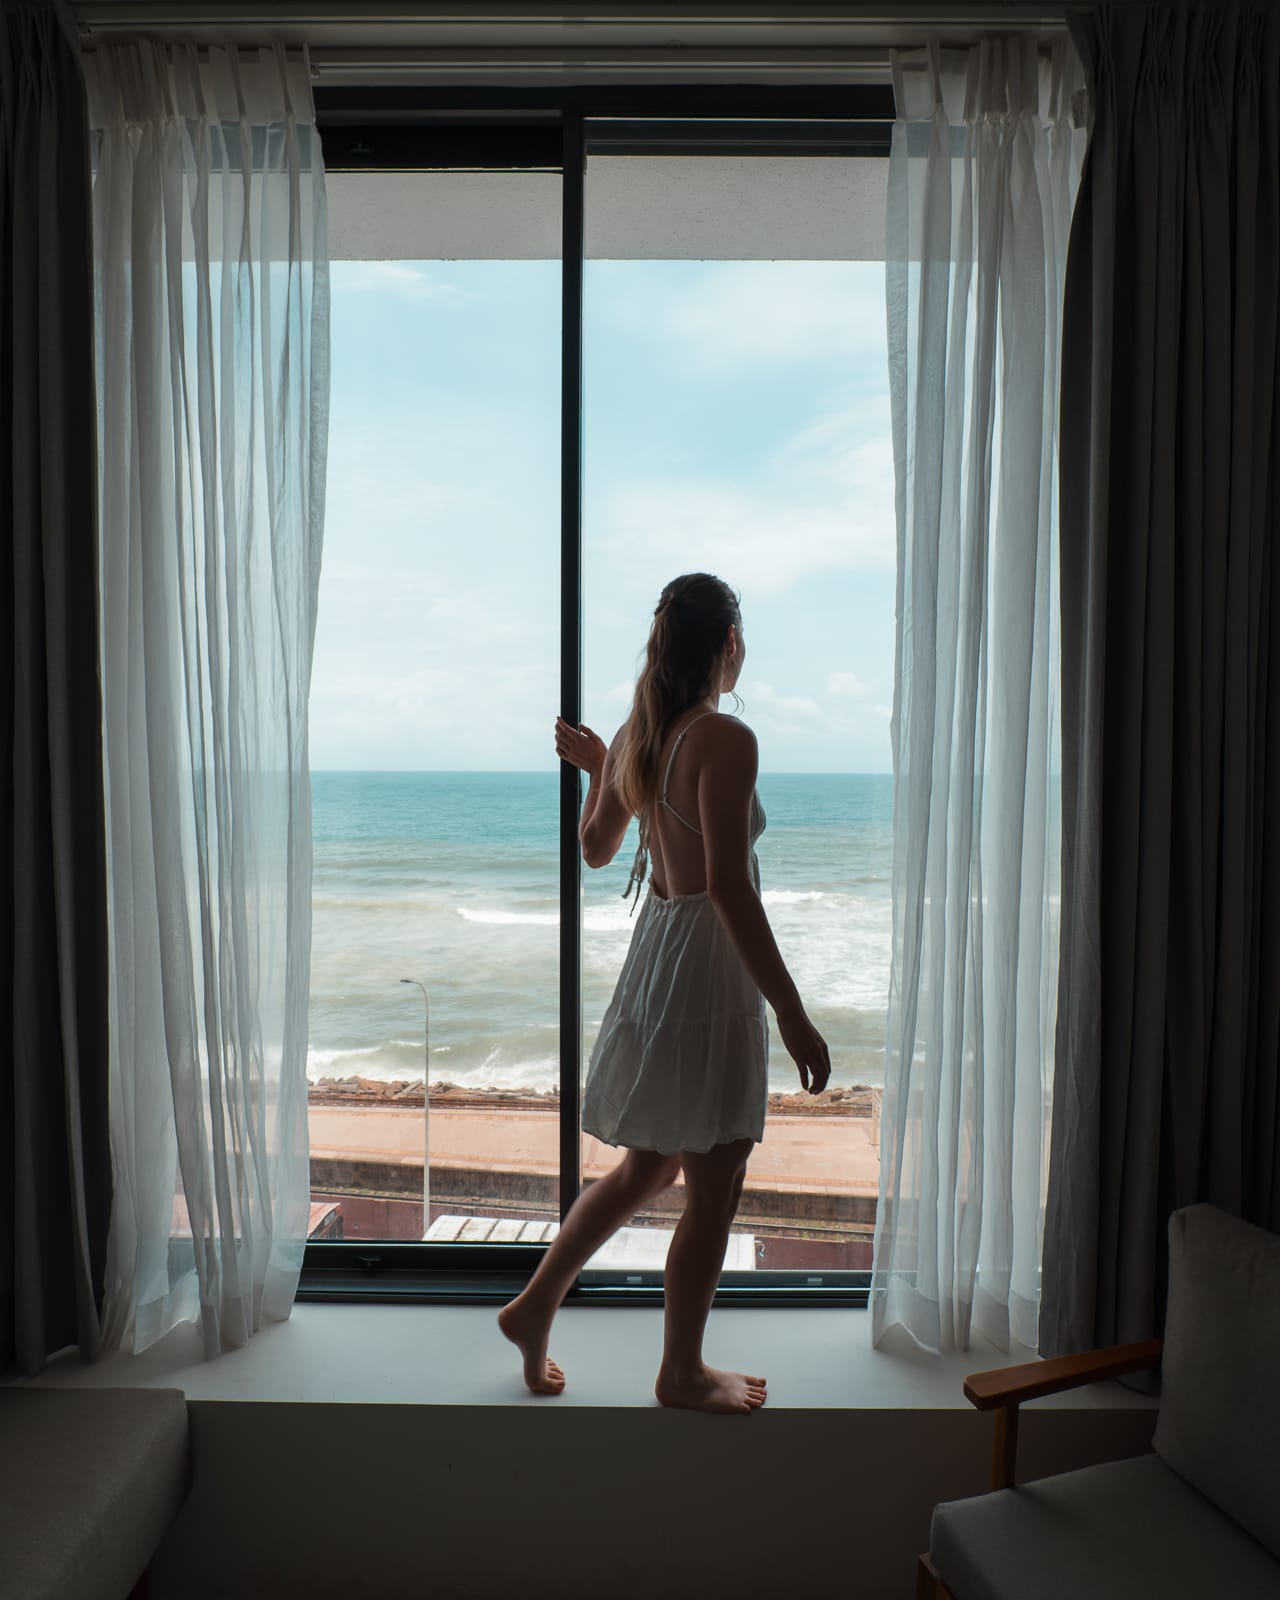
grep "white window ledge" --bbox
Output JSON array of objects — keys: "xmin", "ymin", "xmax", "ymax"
[{"xmin": 10, "ymin": 1303, "xmax": 1157, "ymax": 1413}]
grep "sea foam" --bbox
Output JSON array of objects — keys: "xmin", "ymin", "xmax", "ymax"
[
  {"xmin": 457, "ymin": 907, "xmax": 558, "ymax": 927},
  {"xmin": 308, "ymin": 771, "xmax": 897, "ymax": 1095}
]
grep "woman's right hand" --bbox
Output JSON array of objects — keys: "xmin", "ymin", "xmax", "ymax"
[
  {"xmin": 554, "ymin": 717, "xmax": 607, "ymax": 782},
  {"xmin": 777, "ymin": 1003, "xmax": 831, "ymax": 1095}
]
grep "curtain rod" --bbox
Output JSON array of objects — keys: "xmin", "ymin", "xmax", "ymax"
[
  {"xmin": 73, "ymin": 3, "xmax": 1070, "ymax": 24},
  {"xmin": 307, "ymin": 47, "xmax": 903, "ymax": 73},
  {"xmin": 74, "ymin": 42, "xmax": 1070, "ymax": 79}
]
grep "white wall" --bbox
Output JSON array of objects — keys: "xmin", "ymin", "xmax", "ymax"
[
  {"xmin": 326, "ymin": 159, "xmax": 888, "ymax": 262},
  {"xmin": 150, "ymin": 1399, "xmax": 1157, "ymax": 1599}
]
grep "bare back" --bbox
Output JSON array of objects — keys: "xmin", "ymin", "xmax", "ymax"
[{"xmin": 647, "ymin": 708, "xmax": 732, "ymax": 899}]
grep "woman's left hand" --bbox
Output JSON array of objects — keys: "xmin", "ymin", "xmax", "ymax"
[{"xmin": 554, "ymin": 717, "xmax": 607, "ymax": 781}]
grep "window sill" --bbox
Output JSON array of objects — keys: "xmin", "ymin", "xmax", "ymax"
[{"xmin": 12, "ymin": 1302, "xmax": 1156, "ymax": 1413}]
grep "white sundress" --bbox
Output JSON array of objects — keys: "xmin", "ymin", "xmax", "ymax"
[{"xmin": 580, "ymin": 712, "xmax": 769, "ymax": 1156}]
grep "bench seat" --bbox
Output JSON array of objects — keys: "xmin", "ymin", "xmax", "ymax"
[{"xmin": 0, "ymin": 1386, "xmax": 190, "ymax": 1600}]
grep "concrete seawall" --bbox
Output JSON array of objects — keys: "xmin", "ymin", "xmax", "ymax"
[{"xmin": 307, "ymin": 1090, "xmax": 881, "ymax": 1267}]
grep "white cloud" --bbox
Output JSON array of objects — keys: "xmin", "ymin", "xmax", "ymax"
[
  {"xmin": 311, "ymin": 657, "xmax": 560, "ymax": 769},
  {"xmin": 827, "ymin": 670, "xmax": 868, "ymax": 699},
  {"xmin": 750, "ymin": 682, "xmax": 822, "ymax": 721},
  {"xmin": 774, "ymin": 400, "xmax": 897, "ymax": 498},
  {"xmin": 335, "ymin": 261, "xmax": 472, "ymax": 305},
  {"xmin": 594, "ymin": 402, "xmax": 896, "ymax": 595},
  {"xmin": 599, "ymin": 261, "xmax": 888, "ymax": 376}
]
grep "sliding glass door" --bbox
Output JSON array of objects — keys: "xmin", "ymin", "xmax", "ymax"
[
  {"xmin": 308, "ymin": 162, "xmax": 564, "ymax": 1245},
  {"xmin": 301, "ymin": 94, "xmax": 894, "ymax": 1298},
  {"xmin": 580, "ymin": 138, "xmax": 893, "ymax": 1279}
]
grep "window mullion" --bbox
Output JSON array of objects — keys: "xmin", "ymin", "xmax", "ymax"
[{"xmin": 559, "ymin": 112, "xmax": 585, "ymax": 1229}]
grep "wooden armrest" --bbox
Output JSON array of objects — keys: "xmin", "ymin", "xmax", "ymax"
[
  {"xmin": 963, "ymin": 1337, "xmax": 1161, "ymax": 1491},
  {"xmin": 963, "ymin": 1337, "xmax": 1163, "ymax": 1411}
]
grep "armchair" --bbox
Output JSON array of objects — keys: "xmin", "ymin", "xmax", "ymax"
[{"xmin": 918, "ymin": 1204, "xmax": 1280, "ymax": 1600}]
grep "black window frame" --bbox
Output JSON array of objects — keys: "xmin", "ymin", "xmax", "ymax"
[{"xmin": 299, "ymin": 81, "xmax": 894, "ymax": 1309}]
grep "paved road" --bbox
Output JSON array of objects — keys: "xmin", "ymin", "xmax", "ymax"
[{"xmin": 308, "ymin": 1104, "xmax": 879, "ymax": 1197}]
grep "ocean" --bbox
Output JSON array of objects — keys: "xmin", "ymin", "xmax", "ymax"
[{"xmin": 308, "ymin": 771, "xmax": 894, "ymax": 1096}]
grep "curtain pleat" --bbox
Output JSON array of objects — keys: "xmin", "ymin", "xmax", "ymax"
[
  {"xmin": 872, "ymin": 37, "xmax": 1085, "ymax": 1354},
  {"xmin": 1043, "ymin": 3, "xmax": 1280, "ymax": 1357},
  {"xmin": 1, "ymin": 3, "xmax": 112, "ymax": 1378},
  {"xmin": 85, "ymin": 42, "xmax": 329, "ymax": 1357}
]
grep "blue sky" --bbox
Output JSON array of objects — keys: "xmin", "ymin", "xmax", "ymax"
[{"xmin": 311, "ymin": 257, "xmax": 895, "ymax": 773}]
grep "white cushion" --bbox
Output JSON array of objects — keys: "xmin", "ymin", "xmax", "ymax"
[
  {"xmin": 0, "ymin": 1386, "xmax": 190, "ymax": 1600},
  {"xmin": 930, "ymin": 1453, "xmax": 1279, "ymax": 1600},
  {"xmin": 1153, "ymin": 1203, "xmax": 1280, "ymax": 1560}
]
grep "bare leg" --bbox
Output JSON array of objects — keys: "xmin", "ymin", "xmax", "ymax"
[
  {"xmin": 655, "ymin": 1136, "xmax": 766, "ymax": 1415},
  {"xmin": 498, "ymin": 1148, "xmax": 681, "ymax": 1394}
]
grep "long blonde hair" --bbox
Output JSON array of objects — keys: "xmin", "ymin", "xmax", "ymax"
[{"xmin": 615, "ymin": 573, "xmax": 741, "ymax": 906}]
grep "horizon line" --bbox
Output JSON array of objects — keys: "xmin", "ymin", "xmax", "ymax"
[{"xmin": 310, "ymin": 767, "xmax": 894, "ymax": 778}]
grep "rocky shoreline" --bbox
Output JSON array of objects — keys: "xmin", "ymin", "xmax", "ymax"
[{"xmin": 307, "ymin": 1075, "xmax": 880, "ymax": 1118}]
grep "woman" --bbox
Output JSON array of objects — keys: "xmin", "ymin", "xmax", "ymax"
[{"xmin": 498, "ymin": 572, "xmax": 830, "ymax": 1414}]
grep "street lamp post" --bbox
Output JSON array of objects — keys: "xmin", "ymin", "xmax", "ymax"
[{"xmin": 400, "ymin": 978, "xmax": 430, "ymax": 1238}]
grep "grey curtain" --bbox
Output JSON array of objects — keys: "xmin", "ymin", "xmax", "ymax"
[
  {"xmin": 1043, "ymin": 2, "xmax": 1280, "ymax": 1357},
  {"xmin": 1, "ymin": 3, "xmax": 111, "ymax": 1376}
]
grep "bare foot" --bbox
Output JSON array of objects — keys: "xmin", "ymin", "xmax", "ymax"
[
  {"xmin": 497, "ymin": 1296, "xmax": 565, "ymax": 1395},
  {"xmin": 655, "ymin": 1364, "xmax": 767, "ymax": 1415}
]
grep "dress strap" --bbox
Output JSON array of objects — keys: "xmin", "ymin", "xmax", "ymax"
[
  {"xmin": 659, "ymin": 709, "xmax": 715, "ymax": 834},
  {"xmin": 621, "ymin": 810, "xmax": 650, "ymax": 915},
  {"xmin": 619, "ymin": 709, "xmax": 715, "ymax": 914}
]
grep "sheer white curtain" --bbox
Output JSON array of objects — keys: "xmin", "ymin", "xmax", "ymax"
[
  {"xmin": 871, "ymin": 37, "xmax": 1085, "ymax": 1354},
  {"xmin": 85, "ymin": 44, "xmax": 329, "ymax": 1357}
]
